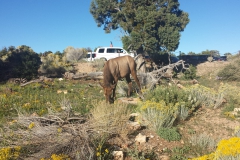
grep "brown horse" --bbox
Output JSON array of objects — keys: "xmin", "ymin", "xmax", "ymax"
[{"xmin": 100, "ymin": 55, "xmax": 142, "ymax": 103}]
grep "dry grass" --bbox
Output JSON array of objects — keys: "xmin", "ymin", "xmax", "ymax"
[
  {"xmin": 196, "ymin": 61, "xmax": 230, "ymax": 78},
  {"xmin": 89, "ymin": 101, "xmax": 131, "ymax": 137}
]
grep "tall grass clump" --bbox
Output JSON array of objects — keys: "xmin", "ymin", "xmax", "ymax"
[
  {"xmin": 217, "ymin": 58, "xmax": 240, "ymax": 81},
  {"xmin": 89, "ymin": 101, "xmax": 131, "ymax": 136},
  {"xmin": 89, "ymin": 101, "xmax": 132, "ymax": 160}
]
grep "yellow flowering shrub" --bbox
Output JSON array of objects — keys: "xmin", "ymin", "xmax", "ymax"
[
  {"xmin": 215, "ymin": 137, "xmax": 240, "ymax": 157},
  {"xmin": 140, "ymin": 99, "xmax": 178, "ymax": 115},
  {"xmin": 40, "ymin": 154, "xmax": 70, "ymax": 160},
  {"xmin": 0, "ymin": 146, "xmax": 21, "ymax": 160},
  {"xmin": 191, "ymin": 137, "xmax": 240, "ymax": 160}
]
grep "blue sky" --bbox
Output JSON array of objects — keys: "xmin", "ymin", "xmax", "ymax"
[{"xmin": 0, "ymin": 0, "xmax": 239, "ymax": 56}]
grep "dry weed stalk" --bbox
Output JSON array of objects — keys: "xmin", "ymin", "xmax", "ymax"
[{"xmin": 11, "ymin": 103, "xmax": 97, "ymax": 159}]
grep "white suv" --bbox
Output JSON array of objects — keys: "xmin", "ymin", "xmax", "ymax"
[{"xmin": 87, "ymin": 47, "xmax": 135, "ymax": 61}]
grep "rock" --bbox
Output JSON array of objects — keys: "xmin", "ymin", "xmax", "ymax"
[
  {"xmin": 128, "ymin": 121, "xmax": 141, "ymax": 130},
  {"xmin": 129, "ymin": 113, "xmax": 139, "ymax": 117},
  {"xmin": 57, "ymin": 90, "xmax": 62, "ymax": 94},
  {"xmin": 159, "ymin": 155, "xmax": 170, "ymax": 160},
  {"xmin": 234, "ymin": 108, "xmax": 240, "ymax": 112},
  {"xmin": 177, "ymin": 84, "xmax": 185, "ymax": 89},
  {"xmin": 113, "ymin": 151, "xmax": 123, "ymax": 160},
  {"xmin": 135, "ymin": 133, "xmax": 147, "ymax": 144}
]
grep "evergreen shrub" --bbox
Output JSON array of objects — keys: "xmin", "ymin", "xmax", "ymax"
[
  {"xmin": 183, "ymin": 65, "xmax": 197, "ymax": 79},
  {"xmin": 157, "ymin": 127, "xmax": 181, "ymax": 142}
]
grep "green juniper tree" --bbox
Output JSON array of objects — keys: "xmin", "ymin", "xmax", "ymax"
[
  {"xmin": 4, "ymin": 45, "xmax": 41, "ymax": 80},
  {"xmin": 90, "ymin": 0, "xmax": 189, "ymax": 56}
]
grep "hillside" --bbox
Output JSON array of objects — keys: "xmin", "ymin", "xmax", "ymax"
[{"xmin": 0, "ymin": 59, "xmax": 239, "ymax": 160}]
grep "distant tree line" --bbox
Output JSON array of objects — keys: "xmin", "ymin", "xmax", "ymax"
[
  {"xmin": 0, "ymin": 45, "xmax": 90, "ymax": 82},
  {"xmin": 179, "ymin": 50, "xmax": 232, "ymax": 56},
  {"xmin": 0, "ymin": 44, "xmax": 235, "ymax": 82}
]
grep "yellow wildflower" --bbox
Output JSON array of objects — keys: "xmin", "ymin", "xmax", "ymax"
[
  {"xmin": 105, "ymin": 149, "xmax": 109, "ymax": 153},
  {"xmin": 28, "ymin": 122, "xmax": 35, "ymax": 129},
  {"xmin": 96, "ymin": 152, "xmax": 101, "ymax": 156},
  {"xmin": 57, "ymin": 128, "xmax": 62, "ymax": 133}
]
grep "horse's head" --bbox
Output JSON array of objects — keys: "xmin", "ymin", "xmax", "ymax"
[{"xmin": 99, "ymin": 82, "xmax": 116, "ymax": 104}]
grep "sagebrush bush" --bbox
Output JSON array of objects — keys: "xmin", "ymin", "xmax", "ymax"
[
  {"xmin": 190, "ymin": 133, "xmax": 217, "ymax": 150},
  {"xmin": 138, "ymin": 86, "xmax": 195, "ymax": 131},
  {"xmin": 91, "ymin": 59, "xmax": 105, "ymax": 71},
  {"xmin": 138, "ymin": 85, "xmax": 225, "ymax": 134},
  {"xmin": 139, "ymin": 101, "xmax": 178, "ymax": 130},
  {"xmin": 218, "ymin": 83, "xmax": 240, "ymax": 107},
  {"xmin": 185, "ymin": 84, "xmax": 224, "ymax": 109}
]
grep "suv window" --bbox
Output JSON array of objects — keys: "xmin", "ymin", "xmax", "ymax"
[
  {"xmin": 117, "ymin": 49, "xmax": 123, "ymax": 53},
  {"xmin": 98, "ymin": 49, "xmax": 104, "ymax": 53},
  {"xmin": 107, "ymin": 48, "xmax": 116, "ymax": 53}
]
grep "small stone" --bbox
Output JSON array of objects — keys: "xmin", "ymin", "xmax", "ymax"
[
  {"xmin": 129, "ymin": 113, "xmax": 139, "ymax": 117},
  {"xmin": 135, "ymin": 133, "xmax": 147, "ymax": 144},
  {"xmin": 113, "ymin": 151, "xmax": 123, "ymax": 160},
  {"xmin": 159, "ymin": 155, "xmax": 170, "ymax": 160},
  {"xmin": 128, "ymin": 121, "xmax": 141, "ymax": 130}
]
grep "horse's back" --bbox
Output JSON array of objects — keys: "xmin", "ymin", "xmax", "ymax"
[{"xmin": 108, "ymin": 56, "xmax": 136, "ymax": 78}]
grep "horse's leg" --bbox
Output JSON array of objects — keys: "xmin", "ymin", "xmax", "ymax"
[
  {"xmin": 131, "ymin": 70, "xmax": 142, "ymax": 94},
  {"xmin": 126, "ymin": 74, "xmax": 132, "ymax": 97},
  {"xmin": 112, "ymin": 79, "xmax": 118, "ymax": 100}
]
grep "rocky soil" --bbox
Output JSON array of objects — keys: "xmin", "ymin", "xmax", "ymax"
[{"xmin": 73, "ymin": 61, "xmax": 239, "ymax": 159}]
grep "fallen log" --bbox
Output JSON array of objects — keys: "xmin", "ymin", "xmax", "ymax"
[{"xmin": 72, "ymin": 72, "xmax": 103, "ymax": 80}]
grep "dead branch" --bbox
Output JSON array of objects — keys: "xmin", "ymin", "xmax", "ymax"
[
  {"xmin": 137, "ymin": 60, "xmax": 188, "ymax": 90},
  {"xmin": 151, "ymin": 60, "xmax": 187, "ymax": 75},
  {"xmin": 20, "ymin": 79, "xmax": 44, "ymax": 87}
]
